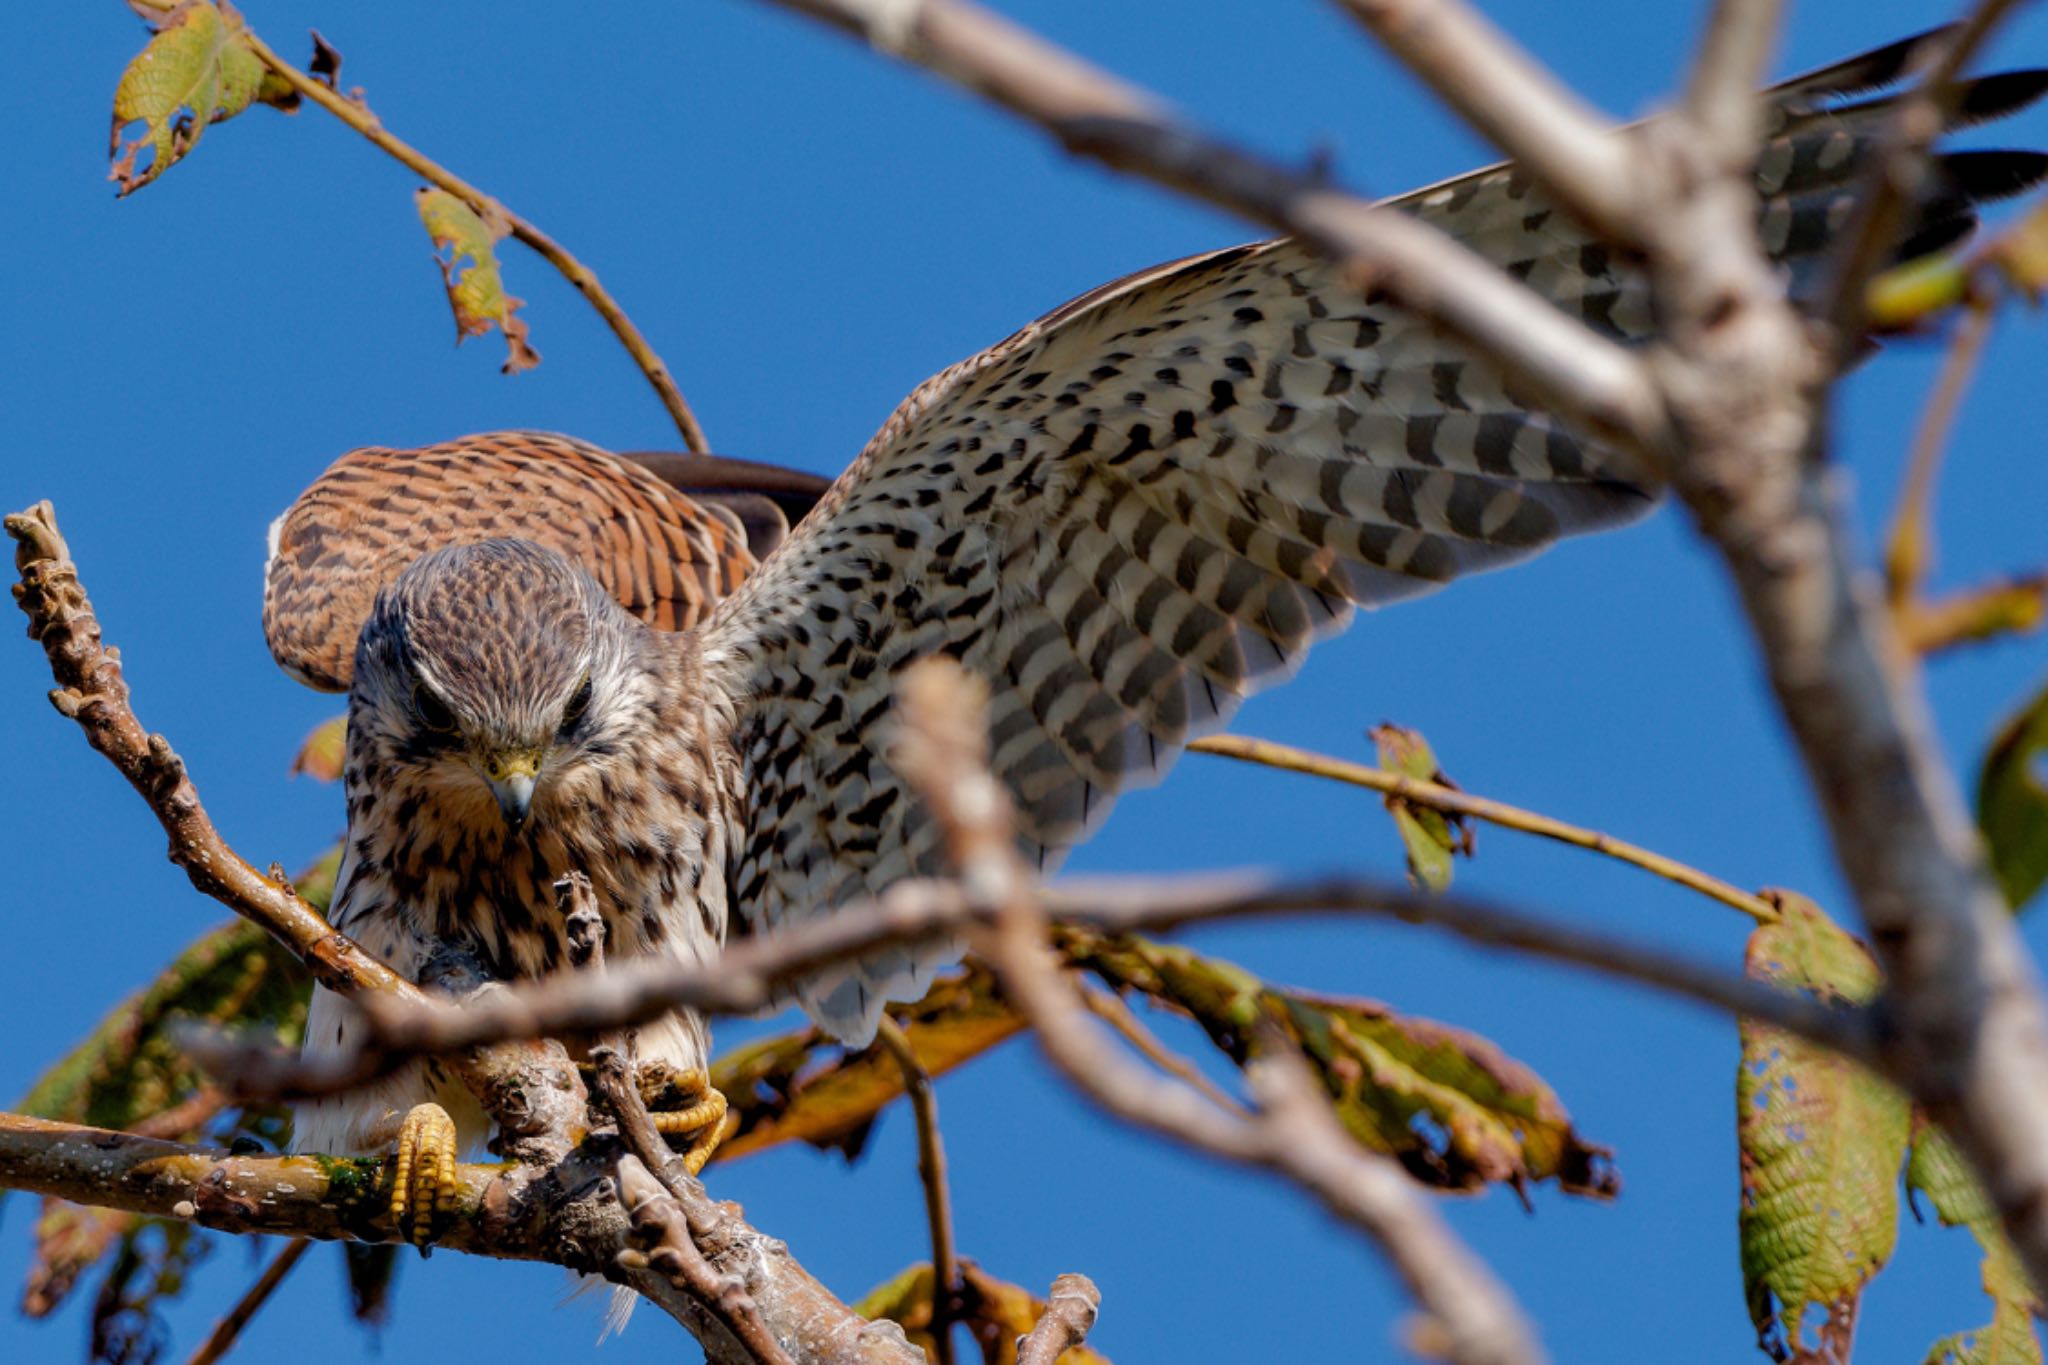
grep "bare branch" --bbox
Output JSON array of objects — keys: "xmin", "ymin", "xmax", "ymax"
[
  {"xmin": 1075, "ymin": 979, "xmax": 1248, "ymax": 1117},
  {"xmin": 891, "ymin": 659, "xmax": 1544, "ymax": 1365},
  {"xmin": 6, "ymin": 502, "xmax": 418, "ymax": 1005},
  {"xmin": 1014, "ymin": 1273, "xmax": 1100, "ymax": 1365},
  {"xmin": 1677, "ymin": 0, "xmax": 1782, "ymax": 170},
  {"xmin": 1885, "ymin": 295, "xmax": 1997, "ymax": 611},
  {"xmin": 1192, "ymin": 734, "xmax": 1781, "ymax": 923},
  {"xmin": 874, "ymin": 1018, "xmax": 960, "ymax": 1365},
  {"xmin": 595, "ymin": 1054, "xmax": 795, "ymax": 1365},
  {"xmin": 1327, "ymin": 0, "xmax": 1643, "ymax": 243},
  {"xmin": 183, "ymin": 1238, "xmax": 311, "ymax": 1365},
  {"xmin": 752, "ymin": 0, "xmax": 1666, "ymax": 459},
  {"xmin": 188, "ymin": 863, "xmax": 1881, "ymax": 1102}
]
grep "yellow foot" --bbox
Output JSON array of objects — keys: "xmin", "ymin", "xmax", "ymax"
[
  {"xmin": 640, "ymin": 1065, "xmax": 732, "ymax": 1177},
  {"xmin": 389, "ymin": 1103, "xmax": 458, "ymax": 1249}
]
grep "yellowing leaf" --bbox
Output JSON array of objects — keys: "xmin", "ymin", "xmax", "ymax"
[
  {"xmin": 1058, "ymin": 926, "xmax": 1613, "ymax": 1197},
  {"xmin": 1911, "ymin": 1118, "xmax": 2044, "ymax": 1365},
  {"xmin": 289, "ymin": 714, "xmax": 347, "ymax": 782},
  {"xmin": 856, "ymin": 1262, "xmax": 1111, "ymax": 1365},
  {"xmin": 1978, "ymin": 680, "xmax": 2048, "ymax": 912},
  {"xmin": 1370, "ymin": 723, "xmax": 1473, "ymax": 893},
  {"xmin": 1866, "ymin": 254, "xmax": 1972, "ymax": 332},
  {"xmin": 711, "ymin": 964, "xmax": 1022, "ymax": 1165},
  {"xmin": 108, "ymin": 1, "xmax": 266, "ymax": 196},
  {"xmin": 413, "ymin": 187, "xmax": 541, "ymax": 374},
  {"xmin": 1739, "ymin": 893, "xmax": 1910, "ymax": 1362},
  {"xmin": 1992, "ymin": 194, "xmax": 2048, "ymax": 303}
]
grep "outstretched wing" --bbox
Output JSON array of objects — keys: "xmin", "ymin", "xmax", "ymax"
[
  {"xmin": 262, "ymin": 431, "xmax": 829, "ymax": 691},
  {"xmin": 701, "ymin": 35, "xmax": 2048, "ymax": 1042}
]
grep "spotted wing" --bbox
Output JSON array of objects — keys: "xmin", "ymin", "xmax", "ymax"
[
  {"xmin": 263, "ymin": 431, "xmax": 828, "ymax": 691},
  {"xmin": 701, "ymin": 35, "xmax": 2047, "ymax": 1044}
]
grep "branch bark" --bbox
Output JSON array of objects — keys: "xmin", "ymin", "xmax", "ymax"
[
  {"xmin": 889, "ymin": 659, "xmax": 1544, "ymax": 1365},
  {"xmin": 751, "ymin": 0, "xmax": 1667, "ymax": 461}
]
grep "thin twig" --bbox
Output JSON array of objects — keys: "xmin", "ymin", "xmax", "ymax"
[
  {"xmin": 127, "ymin": 1086, "xmax": 229, "ymax": 1141},
  {"xmin": 1014, "ymin": 1273, "xmax": 1101, "ymax": 1365},
  {"xmin": 890, "ymin": 659, "xmax": 1543, "ymax": 1365},
  {"xmin": 1192, "ymin": 734, "xmax": 1781, "ymax": 923},
  {"xmin": 1884, "ymin": 294, "xmax": 1997, "ymax": 610},
  {"xmin": 189, "ymin": 859, "xmax": 1883, "ymax": 1100},
  {"xmin": 1076, "ymin": 979, "xmax": 1249, "ymax": 1117},
  {"xmin": 875, "ymin": 1017, "xmax": 959, "ymax": 1365},
  {"xmin": 1900, "ymin": 573, "xmax": 2048, "ymax": 654},
  {"xmin": 1821, "ymin": 2, "xmax": 2029, "ymax": 351},
  {"xmin": 119, "ymin": 0, "xmax": 710, "ymax": 452},
  {"xmin": 593, "ymin": 1053, "xmax": 795, "ymax": 1365},
  {"xmin": 1326, "ymin": 0, "xmax": 1642, "ymax": 244},
  {"xmin": 183, "ymin": 1238, "xmax": 311, "ymax": 1365},
  {"xmin": 754, "ymin": 0, "xmax": 1666, "ymax": 459}
]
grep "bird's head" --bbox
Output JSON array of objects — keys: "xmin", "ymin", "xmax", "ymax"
[{"xmin": 349, "ymin": 538, "xmax": 651, "ymax": 831}]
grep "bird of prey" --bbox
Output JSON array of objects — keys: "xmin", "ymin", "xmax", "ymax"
[{"xmin": 264, "ymin": 34, "xmax": 2046, "ymax": 1240}]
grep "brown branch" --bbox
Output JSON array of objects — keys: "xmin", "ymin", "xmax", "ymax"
[
  {"xmin": 1327, "ymin": 0, "xmax": 1643, "ymax": 244},
  {"xmin": 890, "ymin": 659, "xmax": 1542, "ymax": 1365},
  {"xmin": 1885, "ymin": 294, "xmax": 1997, "ymax": 611},
  {"xmin": 1676, "ymin": 0, "xmax": 1782, "ymax": 172},
  {"xmin": 1075, "ymin": 980, "xmax": 1248, "ymax": 1117},
  {"xmin": 1634, "ymin": 0, "xmax": 2048, "ymax": 1297},
  {"xmin": 593, "ymin": 1052, "xmax": 796, "ymax": 1365},
  {"xmin": 6, "ymin": 502, "xmax": 418, "ymax": 1005},
  {"xmin": 1191, "ymin": 734, "xmax": 1780, "ymax": 923},
  {"xmin": 1013, "ymin": 1273, "xmax": 1100, "ymax": 1365},
  {"xmin": 119, "ymin": 0, "xmax": 710, "ymax": 451},
  {"xmin": 183, "ymin": 1238, "xmax": 311, "ymax": 1365},
  {"xmin": 875, "ymin": 1017, "xmax": 960, "ymax": 1365},
  {"xmin": 187, "ymin": 861, "xmax": 1882, "ymax": 1102},
  {"xmin": 752, "ymin": 0, "xmax": 1665, "ymax": 460}
]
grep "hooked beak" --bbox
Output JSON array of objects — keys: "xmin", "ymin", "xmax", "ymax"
[{"xmin": 481, "ymin": 751, "xmax": 543, "ymax": 829}]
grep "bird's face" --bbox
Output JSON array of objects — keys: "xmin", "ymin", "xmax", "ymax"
[{"xmin": 349, "ymin": 539, "xmax": 651, "ymax": 834}]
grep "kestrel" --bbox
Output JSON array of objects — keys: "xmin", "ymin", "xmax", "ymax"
[{"xmin": 265, "ymin": 34, "xmax": 2046, "ymax": 1239}]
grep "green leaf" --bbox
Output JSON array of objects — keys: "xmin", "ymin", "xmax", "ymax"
[
  {"xmin": 17, "ymin": 919, "xmax": 308, "ymax": 1132},
  {"xmin": 1978, "ymin": 680, "xmax": 2048, "ymax": 913},
  {"xmin": 1058, "ymin": 927, "xmax": 1614, "ymax": 1196},
  {"xmin": 1910, "ymin": 1119, "xmax": 2044, "ymax": 1365},
  {"xmin": 1738, "ymin": 893, "xmax": 1910, "ymax": 1361},
  {"xmin": 413, "ymin": 187, "xmax": 541, "ymax": 375},
  {"xmin": 108, "ymin": 1, "xmax": 266, "ymax": 196},
  {"xmin": 1370, "ymin": 723, "xmax": 1472, "ymax": 892}
]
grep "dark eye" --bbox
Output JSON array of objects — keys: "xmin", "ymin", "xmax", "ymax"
[
  {"xmin": 412, "ymin": 684, "xmax": 458, "ymax": 734},
  {"xmin": 559, "ymin": 675, "xmax": 593, "ymax": 734}
]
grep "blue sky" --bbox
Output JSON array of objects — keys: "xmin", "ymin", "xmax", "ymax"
[{"xmin": 4, "ymin": 1, "xmax": 2047, "ymax": 1361}]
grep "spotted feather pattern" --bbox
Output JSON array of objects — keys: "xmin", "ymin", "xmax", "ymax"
[
  {"xmin": 701, "ymin": 36, "xmax": 2048, "ymax": 1043},
  {"xmin": 263, "ymin": 431, "xmax": 772, "ymax": 691}
]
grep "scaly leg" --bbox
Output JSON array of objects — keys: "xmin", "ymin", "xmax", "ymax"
[
  {"xmin": 387, "ymin": 1103, "xmax": 459, "ymax": 1247},
  {"xmin": 640, "ymin": 1064, "xmax": 731, "ymax": 1176}
]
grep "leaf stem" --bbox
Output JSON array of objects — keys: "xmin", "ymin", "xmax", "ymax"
[
  {"xmin": 121, "ymin": 1, "xmax": 711, "ymax": 452},
  {"xmin": 183, "ymin": 1237, "xmax": 311, "ymax": 1365},
  {"xmin": 1190, "ymin": 734, "xmax": 1780, "ymax": 924}
]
